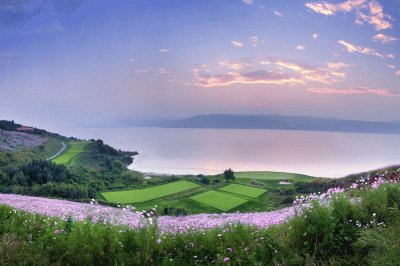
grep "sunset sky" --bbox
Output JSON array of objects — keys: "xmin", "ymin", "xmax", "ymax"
[{"xmin": 0, "ymin": 0, "xmax": 399, "ymax": 129}]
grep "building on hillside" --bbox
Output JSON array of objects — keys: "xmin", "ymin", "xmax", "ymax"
[{"xmin": 17, "ymin": 126, "xmax": 35, "ymax": 133}]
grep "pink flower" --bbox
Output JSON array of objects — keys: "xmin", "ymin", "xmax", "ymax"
[
  {"xmin": 156, "ymin": 239, "xmax": 161, "ymax": 244},
  {"xmin": 224, "ymin": 257, "xmax": 230, "ymax": 262},
  {"xmin": 53, "ymin": 229, "xmax": 60, "ymax": 235}
]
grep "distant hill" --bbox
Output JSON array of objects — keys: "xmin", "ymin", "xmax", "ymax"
[{"xmin": 137, "ymin": 114, "xmax": 400, "ymax": 134}]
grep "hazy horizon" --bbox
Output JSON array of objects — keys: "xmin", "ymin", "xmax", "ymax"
[{"xmin": 1, "ymin": 0, "xmax": 399, "ymax": 130}]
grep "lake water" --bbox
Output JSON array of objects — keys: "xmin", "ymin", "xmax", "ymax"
[{"xmin": 60, "ymin": 127, "xmax": 400, "ymax": 178}]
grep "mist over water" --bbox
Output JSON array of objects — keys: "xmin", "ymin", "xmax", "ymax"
[{"xmin": 60, "ymin": 127, "xmax": 400, "ymax": 177}]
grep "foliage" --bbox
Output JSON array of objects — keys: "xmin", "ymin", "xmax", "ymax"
[
  {"xmin": 223, "ymin": 168, "xmax": 235, "ymax": 181},
  {"xmin": 1, "ymin": 182, "xmax": 400, "ymax": 265}
]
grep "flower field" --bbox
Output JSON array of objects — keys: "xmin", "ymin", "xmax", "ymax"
[
  {"xmin": 1, "ymin": 167, "xmax": 400, "ymax": 265},
  {"xmin": 0, "ymin": 193, "xmax": 295, "ymax": 233}
]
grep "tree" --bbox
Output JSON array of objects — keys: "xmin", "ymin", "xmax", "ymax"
[
  {"xmin": 200, "ymin": 176, "xmax": 210, "ymax": 185},
  {"xmin": 223, "ymin": 168, "xmax": 235, "ymax": 182}
]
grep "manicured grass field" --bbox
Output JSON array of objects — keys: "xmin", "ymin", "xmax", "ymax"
[
  {"xmin": 190, "ymin": 191, "xmax": 248, "ymax": 211},
  {"xmin": 235, "ymin": 171, "xmax": 316, "ymax": 181},
  {"xmin": 52, "ymin": 141, "xmax": 89, "ymax": 165},
  {"xmin": 219, "ymin": 184, "xmax": 266, "ymax": 198},
  {"xmin": 101, "ymin": 181, "xmax": 200, "ymax": 204}
]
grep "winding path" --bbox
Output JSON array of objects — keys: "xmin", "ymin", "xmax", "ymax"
[{"xmin": 47, "ymin": 141, "xmax": 67, "ymax": 161}]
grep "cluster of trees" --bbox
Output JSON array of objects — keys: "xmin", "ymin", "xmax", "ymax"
[
  {"xmin": 0, "ymin": 136, "xmax": 142, "ymax": 200},
  {"xmin": 0, "ymin": 120, "xmax": 21, "ymax": 131}
]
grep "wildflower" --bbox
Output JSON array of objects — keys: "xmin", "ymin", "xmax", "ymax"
[
  {"xmin": 156, "ymin": 239, "xmax": 161, "ymax": 244},
  {"xmin": 226, "ymin": 247, "xmax": 233, "ymax": 253},
  {"xmin": 224, "ymin": 257, "xmax": 230, "ymax": 262},
  {"xmin": 54, "ymin": 229, "xmax": 60, "ymax": 235}
]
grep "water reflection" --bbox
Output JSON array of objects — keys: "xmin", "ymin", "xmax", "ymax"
[{"xmin": 61, "ymin": 127, "xmax": 400, "ymax": 177}]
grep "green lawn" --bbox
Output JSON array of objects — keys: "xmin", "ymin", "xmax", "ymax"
[
  {"xmin": 190, "ymin": 191, "xmax": 248, "ymax": 212},
  {"xmin": 101, "ymin": 181, "xmax": 201, "ymax": 204},
  {"xmin": 234, "ymin": 171, "xmax": 316, "ymax": 181},
  {"xmin": 219, "ymin": 184, "xmax": 266, "ymax": 198},
  {"xmin": 52, "ymin": 141, "xmax": 89, "ymax": 165}
]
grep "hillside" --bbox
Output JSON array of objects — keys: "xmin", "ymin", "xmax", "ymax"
[
  {"xmin": 0, "ymin": 129, "xmax": 46, "ymax": 152},
  {"xmin": 137, "ymin": 114, "xmax": 400, "ymax": 134},
  {"xmin": 0, "ymin": 120, "xmax": 140, "ymax": 201}
]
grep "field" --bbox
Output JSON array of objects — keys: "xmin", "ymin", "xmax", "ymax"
[
  {"xmin": 234, "ymin": 171, "xmax": 316, "ymax": 181},
  {"xmin": 190, "ymin": 191, "xmax": 248, "ymax": 211},
  {"xmin": 52, "ymin": 141, "xmax": 89, "ymax": 164},
  {"xmin": 101, "ymin": 181, "xmax": 200, "ymax": 204},
  {"xmin": 219, "ymin": 184, "xmax": 266, "ymax": 198}
]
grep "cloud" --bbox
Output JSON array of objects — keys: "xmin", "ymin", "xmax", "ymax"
[
  {"xmin": 129, "ymin": 59, "xmax": 135, "ymax": 62},
  {"xmin": 273, "ymin": 10, "xmax": 283, "ymax": 17},
  {"xmin": 248, "ymin": 36, "xmax": 259, "ymax": 47},
  {"xmin": 312, "ymin": 33, "xmax": 319, "ymax": 39},
  {"xmin": 158, "ymin": 68, "xmax": 167, "ymax": 74},
  {"xmin": 242, "ymin": 0, "xmax": 253, "ymax": 5},
  {"xmin": 386, "ymin": 53, "xmax": 395, "ymax": 59},
  {"xmin": 355, "ymin": 0, "xmax": 392, "ymax": 30},
  {"xmin": 305, "ymin": 0, "xmax": 392, "ymax": 30},
  {"xmin": 191, "ymin": 68, "xmax": 304, "ymax": 87},
  {"xmin": 218, "ymin": 60, "xmax": 254, "ymax": 70},
  {"xmin": 397, "ymin": 71, "xmax": 400, "ymax": 77},
  {"xmin": 387, "ymin": 64, "xmax": 395, "ymax": 69},
  {"xmin": 231, "ymin": 41, "xmax": 244, "ymax": 48},
  {"xmin": 158, "ymin": 48, "xmax": 169, "ymax": 53},
  {"xmin": 275, "ymin": 60, "xmax": 343, "ymax": 83},
  {"xmin": 338, "ymin": 40, "xmax": 385, "ymax": 58},
  {"xmin": 135, "ymin": 67, "xmax": 155, "ymax": 74},
  {"xmin": 326, "ymin": 62, "xmax": 351, "ymax": 69},
  {"xmin": 308, "ymin": 87, "xmax": 400, "ymax": 96},
  {"xmin": 296, "ymin": 45, "xmax": 306, "ymax": 50},
  {"xmin": 190, "ymin": 57, "xmax": 347, "ymax": 87},
  {"xmin": 304, "ymin": 2, "xmax": 338, "ymax": 15},
  {"xmin": 372, "ymin": 33, "xmax": 398, "ymax": 44}
]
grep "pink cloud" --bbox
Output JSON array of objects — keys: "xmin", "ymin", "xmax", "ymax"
[
  {"xmin": 372, "ymin": 33, "xmax": 398, "ymax": 44},
  {"xmin": 338, "ymin": 40, "xmax": 385, "ymax": 58},
  {"xmin": 231, "ymin": 41, "xmax": 244, "ymax": 48},
  {"xmin": 190, "ymin": 57, "xmax": 347, "ymax": 87},
  {"xmin": 305, "ymin": 0, "xmax": 392, "ymax": 30},
  {"xmin": 308, "ymin": 87, "xmax": 400, "ymax": 97}
]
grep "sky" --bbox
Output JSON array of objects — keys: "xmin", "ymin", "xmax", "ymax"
[{"xmin": 0, "ymin": 0, "xmax": 399, "ymax": 129}]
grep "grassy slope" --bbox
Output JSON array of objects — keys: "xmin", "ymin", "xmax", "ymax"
[
  {"xmin": 101, "ymin": 181, "xmax": 200, "ymax": 204},
  {"xmin": 190, "ymin": 190, "xmax": 248, "ymax": 211},
  {"xmin": 219, "ymin": 184, "xmax": 266, "ymax": 198},
  {"xmin": 234, "ymin": 171, "xmax": 316, "ymax": 181},
  {"xmin": 52, "ymin": 141, "xmax": 89, "ymax": 165}
]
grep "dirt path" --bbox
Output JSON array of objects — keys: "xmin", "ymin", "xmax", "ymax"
[{"xmin": 47, "ymin": 141, "xmax": 67, "ymax": 161}]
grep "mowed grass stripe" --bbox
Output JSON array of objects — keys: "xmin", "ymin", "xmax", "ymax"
[
  {"xmin": 235, "ymin": 171, "xmax": 315, "ymax": 181},
  {"xmin": 190, "ymin": 191, "xmax": 248, "ymax": 212},
  {"xmin": 52, "ymin": 142, "xmax": 89, "ymax": 165},
  {"xmin": 101, "ymin": 181, "xmax": 200, "ymax": 204},
  {"xmin": 219, "ymin": 184, "xmax": 266, "ymax": 198}
]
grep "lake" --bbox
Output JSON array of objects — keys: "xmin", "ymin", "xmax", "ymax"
[{"xmin": 60, "ymin": 127, "xmax": 400, "ymax": 177}]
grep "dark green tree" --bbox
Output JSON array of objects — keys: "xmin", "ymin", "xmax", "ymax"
[{"xmin": 223, "ymin": 168, "xmax": 235, "ymax": 182}]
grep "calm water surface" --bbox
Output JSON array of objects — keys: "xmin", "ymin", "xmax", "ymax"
[{"xmin": 60, "ymin": 127, "xmax": 400, "ymax": 177}]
